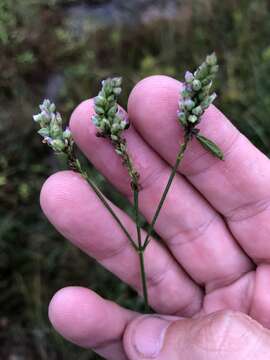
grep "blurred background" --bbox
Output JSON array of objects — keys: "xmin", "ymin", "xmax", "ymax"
[{"xmin": 1, "ymin": 0, "xmax": 270, "ymax": 358}]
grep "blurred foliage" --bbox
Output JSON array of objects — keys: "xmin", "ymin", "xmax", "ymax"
[{"xmin": 1, "ymin": 0, "xmax": 270, "ymax": 358}]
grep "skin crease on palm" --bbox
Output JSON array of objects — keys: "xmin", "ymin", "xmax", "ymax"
[{"xmin": 40, "ymin": 76, "xmax": 270, "ymax": 359}]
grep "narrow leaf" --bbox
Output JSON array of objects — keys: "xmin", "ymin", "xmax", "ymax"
[{"xmin": 196, "ymin": 134, "xmax": 224, "ymax": 160}]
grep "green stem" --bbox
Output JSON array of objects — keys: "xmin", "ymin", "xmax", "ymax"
[
  {"xmin": 138, "ymin": 248, "xmax": 149, "ymax": 312},
  {"xmin": 133, "ymin": 189, "xmax": 142, "ymax": 248},
  {"xmin": 72, "ymin": 157, "xmax": 138, "ymax": 251},
  {"xmin": 143, "ymin": 139, "xmax": 189, "ymax": 249},
  {"xmin": 134, "ymin": 188, "xmax": 149, "ymax": 312}
]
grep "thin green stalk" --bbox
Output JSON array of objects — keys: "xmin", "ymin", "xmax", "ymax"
[
  {"xmin": 134, "ymin": 188, "xmax": 149, "ymax": 312},
  {"xmin": 72, "ymin": 156, "xmax": 138, "ymax": 251},
  {"xmin": 134, "ymin": 189, "xmax": 142, "ymax": 248},
  {"xmin": 89, "ymin": 177, "xmax": 137, "ymax": 251},
  {"xmin": 143, "ymin": 139, "xmax": 189, "ymax": 249},
  {"xmin": 138, "ymin": 248, "xmax": 149, "ymax": 312}
]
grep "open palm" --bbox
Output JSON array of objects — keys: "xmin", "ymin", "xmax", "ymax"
[{"xmin": 41, "ymin": 76, "xmax": 270, "ymax": 359}]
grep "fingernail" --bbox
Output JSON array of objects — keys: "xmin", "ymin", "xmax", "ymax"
[{"xmin": 132, "ymin": 316, "xmax": 171, "ymax": 358}]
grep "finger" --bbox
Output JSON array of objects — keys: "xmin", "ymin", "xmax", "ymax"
[
  {"xmin": 49, "ymin": 286, "xmax": 136, "ymax": 359},
  {"xmin": 41, "ymin": 171, "xmax": 202, "ymax": 315},
  {"xmin": 70, "ymin": 99, "xmax": 251, "ymax": 291},
  {"xmin": 124, "ymin": 310, "xmax": 270, "ymax": 360},
  {"xmin": 128, "ymin": 75, "xmax": 270, "ymax": 262}
]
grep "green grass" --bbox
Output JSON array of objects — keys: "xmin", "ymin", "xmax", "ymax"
[{"xmin": 1, "ymin": 0, "xmax": 270, "ymax": 358}]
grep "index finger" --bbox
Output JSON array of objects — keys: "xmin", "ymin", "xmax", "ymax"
[{"xmin": 128, "ymin": 75, "xmax": 270, "ymax": 262}]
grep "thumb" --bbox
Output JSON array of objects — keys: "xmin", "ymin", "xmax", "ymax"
[{"xmin": 123, "ymin": 310, "xmax": 270, "ymax": 359}]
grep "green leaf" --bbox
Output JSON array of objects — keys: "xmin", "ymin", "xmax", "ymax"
[{"xmin": 196, "ymin": 134, "xmax": 224, "ymax": 160}]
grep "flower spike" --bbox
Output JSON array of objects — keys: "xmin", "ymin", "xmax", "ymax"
[
  {"xmin": 178, "ymin": 53, "xmax": 224, "ymax": 160},
  {"xmin": 33, "ymin": 99, "xmax": 73, "ymax": 154}
]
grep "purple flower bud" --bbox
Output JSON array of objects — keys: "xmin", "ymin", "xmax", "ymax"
[
  {"xmin": 117, "ymin": 108, "xmax": 129, "ymax": 126},
  {"xmin": 183, "ymin": 99, "xmax": 195, "ymax": 110},
  {"xmin": 63, "ymin": 127, "xmax": 72, "ymax": 140},
  {"xmin": 43, "ymin": 136, "xmax": 52, "ymax": 144},
  {"xmin": 184, "ymin": 71, "xmax": 194, "ymax": 84},
  {"xmin": 186, "ymin": 84, "xmax": 193, "ymax": 92}
]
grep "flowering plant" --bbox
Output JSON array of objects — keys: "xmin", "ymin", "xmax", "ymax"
[{"xmin": 33, "ymin": 54, "xmax": 222, "ymax": 311}]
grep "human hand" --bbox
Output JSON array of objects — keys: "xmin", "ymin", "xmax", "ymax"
[{"xmin": 41, "ymin": 76, "xmax": 270, "ymax": 359}]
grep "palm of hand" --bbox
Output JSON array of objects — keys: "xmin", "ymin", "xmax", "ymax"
[{"xmin": 41, "ymin": 76, "xmax": 270, "ymax": 359}]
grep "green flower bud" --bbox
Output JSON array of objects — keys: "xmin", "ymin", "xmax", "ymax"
[
  {"xmin": 50, "ymin": 120, "xmax": 61, "ymax": 138},
  {"xmin": 201, "ymin": 93, "xmax": 217, "ymax": 109},
  {"xmin": 108, "ymin": 104, "xmax": 118, "ymax": 117},
  {"xmin": 206, "ymin": 53, "xmax": 217, "ymax": 66},
  {"xmin": 107, "ymin": 94, "xmax": 115, "ymax": 102},
  {"xmin": 113, "ymin": 87, "xmax": 122, "ymax": 96},
  {"xmin": 178, "ymin": 111, "xmax": 187, "ymax": 127},
  {"xmin": 201, "ymin": 76, "xmax": 213, "ymax": 87},
  {"xmin": 38, "ymin": 127, "xmax": 50, "ymax": 137},
  {"xmin": 115, "ymin": 149, "xmax": 123, "ymax": 155},
  {"xmin": 94, "ymin": 95, "xmax": 106, "ymax": 107},
  {"xmin": 95, "ymin": 106, "xmax": 105, "ymax": 115},
  {"xmin": 181, "ymin": 89, "xmax": 191, "ymax": 99},
  {"xmin": 33, "ymin": 113, "xmax": 43, "ymax": 122},
  {"xmin": 192, "ymin": 79, "xmax": 202, "ymax": 91},
  {"xmin": 51, "ymin": 139, "xmax": 65, "ymax": 152},
  {"xmin": 101, "ymin": 118, "xmax": 111, "ymax": 133},
  {"xmin": 104, "ymin": 118, "xmax": 110, "ymax": 127},
  {"xmin": 120, "ymin": 121, "xmax": 127, "ymax": 129},
  {"xmin": 210, "ymin": 65, "xmax": 219, "ymax": 74},
  {"xmin": 194, "ymin": 63, "xmax": 208, "ymax": 80},
  {"xmin": 188, "ymin": 115, "xmax": 198, "ymax": 123},
  {"xmin": 40, "ymin": 111, "xmax": 50, "ymax": 122},
  {"xmin": 49, "ymin": 103, "xmax": 56, "ymax": 113},
  {"xmin": 111, "ymin": 123, "xmax": 120, "ymax": 134},
  {"xmin": 199, "ymin": 83, "xmax": 213, "ymax": 100},
  {"xmin": 39, "ymin": 99, "xmax": 50, "ymax": 111},
  {"xmin": 55, "ymin": 112, "xmax": 63, "ymax": 126},
  {"xmin": 111, "ymin": 135, "xmax": 119, "ymax": 141},
  {"xmin": 120, "ymin": 143, "xmax": 126, "ymax": 152},
  {"xmin": 102, "ymin": 81, "xmax": 113, "ymax": 96},
  {"xmin": 192, "ymin": 106, "xmax": 203, "ymax": 116},
  {"xmin": 112, "ymin": 77, "xmax": 122, "ymax": 87},
  {"xmin": 113, "ymin": 114, "xmax": 122, "ymax": 124}
]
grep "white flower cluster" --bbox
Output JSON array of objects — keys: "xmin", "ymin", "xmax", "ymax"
[
  {"xmin": 92, "ymin": 77, "xmax": 128, "ymax": 141},
  {"xmin": 33, "ymin": 99, "xmax": 73, "ymax": 153},
  {"xmin": 178, "ymin": 53, "xmax": 219, "ymax": 128}
]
